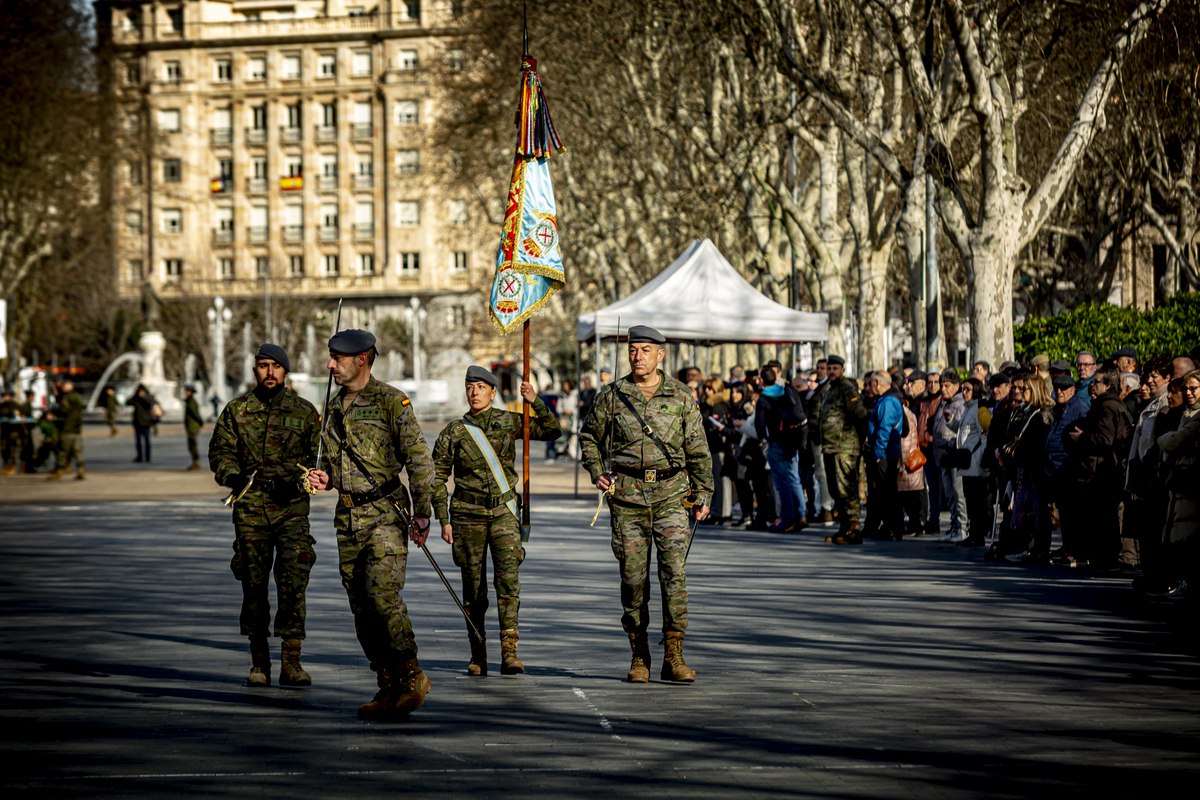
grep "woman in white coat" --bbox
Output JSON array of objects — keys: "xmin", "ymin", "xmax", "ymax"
[{"xmin": 949, "ymin": 378, "xmax": 991, "ymax": 546}]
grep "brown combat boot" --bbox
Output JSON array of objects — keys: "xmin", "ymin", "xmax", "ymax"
[
  {"xmin": 391, "ymin": 657, "xmax": 432, "ymax": 715},
  {"xmin": 500, "ymin": 629, "xmax": 524, "ymax": 675},
  {"xmin": 279, "ymin": 638, "xmax": 312, "ymax": 687},
  {"xmin": 820, "ymin": 510, "xmax": 834, "ymax": 524},
  {"xmin": 47, "ymin": 469, "xmax": 63, "ymax": 481},
  {"xmin": 187, "ymin": 459, "xmax": 201, "ymax": 471},
  {"xmin": 1, "ymin": 464, "xmax": 14, "ymax": 476},
  {"xmin": 247, "ymin": 637, "xmax": 271, "ymax": 687},
  {"xmin": 467, "ymin": 632, "xmax": 487, "ymax": 676},
  {"xmin": 357, "ymin": 665, "xmax": 397, "ymax": 719},
  {"xmin": 627, "ymin": 632, "xmax": 651, "ymax": 683},
  {"xmin": 75, "ymin": 467, "xmax": 86, "ymax": 481},
  {"xmin": 660, "ymin": 631, "xmax": 696, "ymax": 683}
]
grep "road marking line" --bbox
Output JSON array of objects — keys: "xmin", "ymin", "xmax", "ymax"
[{"xmin": 572, "ymin": 686, "xmax": 622, "ymax": 741}]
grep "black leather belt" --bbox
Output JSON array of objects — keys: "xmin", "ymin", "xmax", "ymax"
[
  {"xmin": 340, "ymin": 475, "xmax": 402, "ymax": 508},
  {"xmin": 454, "ymin": 486, "xmax": 516, "ymax": 509},
  {"xmin": 256, "ymin": 477, "xmax": 301, "ymax": 495},
  {"xmin": 613, "ymin": 464, "xmax": 683, "ymax": 483}
]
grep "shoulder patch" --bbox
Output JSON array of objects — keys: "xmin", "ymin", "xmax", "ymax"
[
  {"xmin": 356, "ymin": 407, "xmax": 382, "ymax": 420},
  {"xmin": 401, "ymin": 397, "xmax": 411, "ymax": 407},
  {"xmin": 281, "ymin": 416, "xmax": 305, "ymax": 429}
]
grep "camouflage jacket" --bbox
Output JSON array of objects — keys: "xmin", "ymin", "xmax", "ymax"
[
  {"xmin": 208, "ymin": 386, "xmax": 320, "ymax": 526},
  {"xmin": 104, "ymin": 393, "xmax": 118, "ymax": 419},
  {"xmin": 321, "ymin": 376, "xmax": 434, "ymax": 533},
  {"xmin": 185, "ymin": 396, "xmax": 204, "ymax": 435},
  {"xmin": 579, "ymin": 370, "xmax": 713, "ymax": 507},
  {"xmin": 818, "ymin": 377, "xmax": 868, "ymax": 454},
  {"xmin": 59, "ymin": 391, "xmax": 84, "ymax": 435},
  {"xmin": 431, "ymin": 397, "xmax": 560, "ymax": 525}
]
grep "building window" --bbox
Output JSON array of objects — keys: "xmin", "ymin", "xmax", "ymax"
[
  {"xmin": 283, "ymin": 55, "xmax": 301, "ymax": 79},
  {"xmin": 397, "ymin": 49, "xmax": 418, "ymax": 70},
  {"xmin": 128, "ymin": 161, "xmax": 142, "ymax": 185},
  {"xmin": 218, "ymin": 257, "xmax": 234, "ymax": 280},
  {"xmin": 358, "ymin": 253, "xmax": 375, "ymax": 276},
  {"xmin": 217, "ymin": 158, "xmax": 232, "ymax": 179},
  {"xmin": 255, "ymin": 256, "xmax": 269, "ymax": 279},
  {"xmin": 449, "ymin": 305, "xmax": 466, "ymax": 327},
  {"xmin": 164, "ymin": 258, "xmax": 183, "ymax": 279},
  {"xmin": 126, "ymin": 112, "xmax": 141, "ymax": 136},
  {"xmin": 448, "ymin": 200, "xmax": 467, "ymax": 226},
  {"xmin": 125, "ymin": 61, "xmax": 141, "ymax": 85},
  {"xmin": 448, "ymin": 50, "xmax": 464, "ymax": 72},
  {"xmin": 321, "ymin": 203, "xmax": 339, "ymax": 231},
  {"xmin": 396, "ymin": 150, "xmax": 419, "ymax": 174},
  {"xmin": 397, "ymin": 252, "xmax": 420, "ymax": 273},
  {"xmin": 161, "ymin": 208, "xmax": 182, "ymax": 234},
  {"xmin": 215, "ymin": 207, "xmax": 233, "ymax": 242},
  {"xmin": 395, "ymin": 100, "xmax": 418, "ymax": 125},
  {"xmin": 164, "ymin": 61, "xmax": 182, "ymax": 82},
  {"xmin": 452, "ymin": 251, "xmax": 467, "ymax": 273},
  {"xmin": 321, "ymin": 102, "xmax": 337, "ymax": 127},
  {"xmin": 318, "ymin": 53, "xmax": 336, "ymax": 78},
  {"xmin": 251, "ymin": 105, "xmax": 267, "ymax": 129},
  {"xmin": 248, "ymin": 56, "xmax": 266, "ymax": 80},
  {"xmin": 286, "ymin": 155, "xmax": 303, "ymax": 177},
  {"xmin": 353, "ymin": 52, "xmax": 371, "ymax": 75},
  {"xmin": 395, "ymin": 201, "xmax": 419, "ymax": 226},
  {"xmin": 123, "ymin": 10, "xmax": 140, "ymax": 31},
  {"xmin": 214, "ymin": 59, "xmax": 231, "ymax": 81},
  {"xmin": 129, "ymin": 260, "xmax": 144, "ymax": 282},
  {"xmin": 163, "ymin": 159, "xmax": 182, "ymax": 183},
  {"xmin": 289, "ymin": 255, "xmax": 304, "ymax": 277},
  {"xmin": 159, "ymin": 109, "xmax": 181, "ymax": 132},
  {"xmin": 287, "ymin": 103, "xmax": 302, "ymax": 127},
  {"xmin": 323, "ymin": 254, "xmax": 339, "ymax": 276},
  {"xmin": 451, "ymin": 2, "xmax": 465, "ymax": 18},
  {"xmin": 405, "ymin": 2, "xmax": 420, "ymax": 22},
  {"xmin": 126, "ymin": 210, "xmax": 143, "ymax": 235},
  {"xmin": 250, "ymin": 206, "xmax": 268, "ymax": 242},
  {"xmin": 167, "ymin": 7, "xmax": 183, "ymax": 33},
  {"xmin": 347, "ymin": 5, "xmax": 368, "ymax": 16},
  {"xmin": 284, "ymin": 205, "xmax": 304, "ymax": 239}
]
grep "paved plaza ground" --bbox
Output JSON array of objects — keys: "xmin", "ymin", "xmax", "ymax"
[{"xmin": 1, "ymin": 427, "xmax": 1199, "ymax": 798}]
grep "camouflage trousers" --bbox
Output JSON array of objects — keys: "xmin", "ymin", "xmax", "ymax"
[
  {"xmin": 823, "ymin": 451, "xmax": 861, "ymax": 524},
  {"xmin": 609, "ymin": 497, "xmax": 690, "ymax": 635},
  {"xmin": 233, "ymin": 516, "xmax": 315, "ymax": 639},
  {"xmin": 337, "ymin": 523, "xmax": 417, "ymax": 667},
  {"xmin": 187, "ymin": 433, "xmax": 199, "ymax": 462},
  {"xmin": 58, "ymin": 433, "xmax": 84, "ymax": 471},
  {"xmin": 451, "ymin": 511, "xmax": 525, "ymax": 639},
  {"xmin": 106, "ymin": 415, "xmax": 117, "ymax": 434}
]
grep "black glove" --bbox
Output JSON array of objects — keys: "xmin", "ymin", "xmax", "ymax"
[{"xmin": 225, "ymin": 473, "xmax": 251, "ymax": 493}]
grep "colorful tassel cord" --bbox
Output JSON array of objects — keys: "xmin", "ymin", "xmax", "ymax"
[{"xmin": 516, "ymin": 54, "xmax": 565, "ymax": 159}]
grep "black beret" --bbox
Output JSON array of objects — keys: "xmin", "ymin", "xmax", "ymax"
[
  {"xmin": 328, "ymin": 329, "xmax": 376, "ymax": 355},
  {"xmin": 1112, "ymin": 347, "xmax": 1137, "ymax": 359},
  {"xmin": 827, "ymin": 355, "xmax": 846, "ymax": 366},
  {"xmin": 465, "ymin": 365, "xmax": 499, "ymax": 388},
  {"xmin": 627, "ymin": 325, "xmax": 666, "ymax": 344},
  {"xmin": 0, "ymin": 388, "xmax": 12, "ymax": 396},
  {"xmin": 255, "ymin": 343, "xmax": 291, "ymax": 373},
  {"xmin": 184, "ymin": 384, "xmax": 196, "ymax": 392},
  {"xmin": 1049, "ymin": 359, "xmax": 1072, "ymax": 372},
  {"xmin": 1052, "ymin": 375, "xmax": 1076, "ymax": 390}
]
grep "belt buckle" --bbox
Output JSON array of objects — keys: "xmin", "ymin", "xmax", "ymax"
[
  {"xmin": 645, "ymin": 469, "xmax": 657, "ymax": 483},
  {"xmin": 340, "ymin": 493, "xmax": 354, "ymax": 508}
]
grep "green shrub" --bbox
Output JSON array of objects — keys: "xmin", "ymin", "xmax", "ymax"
[{"xmin": 1014, "ymin": 293, "xmax": 1200, "ymax": 365}]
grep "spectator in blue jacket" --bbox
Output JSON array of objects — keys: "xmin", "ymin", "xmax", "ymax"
[
  {"xmin": 864, "ymin": 371, "xmax": 905, "ymax": 540},
  {"xmin": 1045, "ymin": 374, "xmax": 1090, "ymax": 493},
  {"xmin": 1075, "ymin": 351, "xmax": 1098, "ymax": 408}
]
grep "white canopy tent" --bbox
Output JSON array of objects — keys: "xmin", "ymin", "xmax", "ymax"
[{"xmin": 576, "ymin": 239, "xmax": 828, "ymax": 344}]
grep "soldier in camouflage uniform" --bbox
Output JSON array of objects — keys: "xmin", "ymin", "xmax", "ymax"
[
  {"xmin": 49, "ymin": 381, "xmax": 85, "ymax": 481},
  {"xmin": 580, "ymin": 325, "xmax": 713, "ymax": 684},
  {"xmin": 209, "ymin": 343, "xmax": 320, "ymax": 689},
  {"xmin": 104, "ymin": 386, "xmax": 119, "ymax": 436},
  {"xmin": 185, "ymin": 385, "xmax": 204, "ymax": 470},
  {"xmin": 307, "ymin": 329, "xmax": 436, "ymax": 720},
  {"xmin": 432, "ymin": 366, "xmax": 560, "ymax": 677},
  {"xmin": 814, "ymin": 355, "xmax": 869, "ymax": 544}
]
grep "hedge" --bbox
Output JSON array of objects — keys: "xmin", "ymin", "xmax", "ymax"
[{"xmin": 1014, "ymin": 292, "xmax": 1200, "ymax": 364}]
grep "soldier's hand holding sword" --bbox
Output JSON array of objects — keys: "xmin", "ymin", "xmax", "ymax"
[{"xmin": 307, "ymin": 468, "xmax": 432, "ymax": 547}]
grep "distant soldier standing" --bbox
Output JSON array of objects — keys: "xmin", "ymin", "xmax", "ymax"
[
  {"xmin": 431, "ymin": 366, "xmax": 561, "ymax": 677},
  {"xmin": 307, "ymin": 329, "xmax": 437, "ymax": 719},
  {"xmin": 580, "ymin": 325, "xmax": 713, "ymax": 684},
  {"xmin": 50, "ymin": 381, "xmax": 85, "ymax": 481},
  {"xmin": 209, "ymin": 344, "xmax": 320, "ymax": 688},
  {"xmin": 104, "ymin": 386, "xmax": 119, "ymax": 436},
  {"xmin": 816, "ymin": 356, "xmax": 869, "ymax": 544},
  {"xmin": 184, "ymin": 385, "xmax": 204, "ymax": 470}
]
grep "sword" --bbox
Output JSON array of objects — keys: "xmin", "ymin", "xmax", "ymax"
[
  {"xmin": 314, "ymin": 298, "xmax": 344, "ymax": 471},
  {"xmin": 682, "ymin": 494, "xmax": 706, "ymax": 560}
]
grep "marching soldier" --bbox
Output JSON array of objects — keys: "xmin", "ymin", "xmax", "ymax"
[
  {"xmin": 49, "ymin": 381, "xmax": 85, "ymax": 481},
  {"xmin": 431, "ymin": 366, "xmax": 561, "ymax": 677},
  {"xmin": 209, "ymin": 344, "xmax": 320, "ymax": 688},
  {"xmin": 307, "ymin": 329, "xmax": 437, "ymax": 720},
  {"xmin": 104, "ymin": 386, "xmax": 119, "ymax": 436},
  {"xmin": 816, "ymin": 355, "xmax": 869, "ymax": 544},
  {"xmin": 184, "ymin": 385, "xmax": 204, "ymax": 470},
  {"xmin": 579, "ymin": 325, "xmax": 713, "ymax": 684}
]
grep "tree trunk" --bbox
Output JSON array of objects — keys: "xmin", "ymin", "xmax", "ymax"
[{"xmin": 965, "ymin": 222, "xmax": 1021, "ymax": 366}]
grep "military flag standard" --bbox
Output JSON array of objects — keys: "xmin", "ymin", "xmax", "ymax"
[{"xmin": 488, "ymin": 54, "xmax": 566, "ymax": 335}]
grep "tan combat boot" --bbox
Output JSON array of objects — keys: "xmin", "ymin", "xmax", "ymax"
[
  {"xmin": 500, "ymin": 629, "xmax": 524, "ymax": 675},
  {"xmin": 76, "ymin": 467, "xmax": 86, "ymax": 481},
  {"xmin": 467, "ymin": 634, "xmax": 487, "ymax": 677},
  {"xmin": 660, "ymin": 631, "xmax": 696, "ymax": 683},
  {"xmin": 1, "ymin": 464, "xmax": 14, "ymax": 476},
  {"xmin": 187, "ymin": 459, "xmax": 201, "ymax": 471},
  {"xmin": 391, "ymin": 657, "xmax": 432, "ymax": 716},
  {"xmin": 279, "ymin": 638, "xmax": 312, "ymax": 687},
  {"xmin": 627, "ymin": 632, "xmax": 651, "ymax": 683},
  {"xmin": 357, "ymin": 665, "xmax": 397, "ymax": 719},
  {"xmin": 247, "ymin": 637, "xmax": 271, "ymax": 687},
  {"xmin": 47, "ymin": 469, "xmax": 63, "ymax": 481}
]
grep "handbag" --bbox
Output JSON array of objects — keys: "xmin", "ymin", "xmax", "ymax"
[
  {"xmin": 905, "ymin": 447, "xmax": 927, "ymax": 473},
  {"xmin": 1000, "ymin": 411, "xmax": 1038, "ymax": 462}
]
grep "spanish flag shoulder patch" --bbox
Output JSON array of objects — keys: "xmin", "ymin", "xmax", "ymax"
[{"xmin": 401, "ymin": 397, "xmax": 411, "ymax": 407}]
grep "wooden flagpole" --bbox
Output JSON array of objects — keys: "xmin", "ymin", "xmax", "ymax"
[{"xmin": 522, "ymin": 318, "xmax": 531, "ymax": 540}]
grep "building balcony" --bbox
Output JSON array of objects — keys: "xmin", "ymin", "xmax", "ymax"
[
  {"xmin": 352, "ymin": 173, "xmax": 374, "ymax": 190},
  {"xmin": 282, "ymin": 225, "xmax": 304, "ymax": 242},
  {"xmin": 246, "ymin": 127, "xmax": 267, "ymax": 145},
  {"xmin": 246, "ymin": 177, "xmax": 268, "ymax": 193},
  {"xmin": 248, "ymin": 226, "xmax": 269, "ymax": 243},
  {"xmin": 210, "ymin": 128, "xmax": 232, "ymax": 146},
  {"xmin": 318, "ymin": 225, "xmax": 340, "ymax": 242},
  {"xmin": 315, "ymin": 125, "xmax": 338, "ymax": 143},
  {"xmin": 212, "ymin": 228, "xmax": 234, "ymax": 244},
  {"xmin": 210, "ymin": 177, "xmax": 231, "ymax": 195},
  {"xmin": 354, "ymin": 224, "xmax": 374, "ymax": 240},
  {"xmin": 352, "ymin": 123, "xmax": 373, "ymax": 141},
  {"xmin": 280, "ymin": 126, "xmax": 302, "ymax": 144},
  {"xmin": 170, "ymin": 12, "xmax": 398, "ymax": 43},
  {"xmin": 317, "ymin": 175, "xmax": 338, "ymax": 192}
]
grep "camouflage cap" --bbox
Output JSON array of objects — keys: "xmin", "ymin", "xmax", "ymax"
[{"xmin": 328, "ymin": 329, "xmax": 376, "ymax": 355}]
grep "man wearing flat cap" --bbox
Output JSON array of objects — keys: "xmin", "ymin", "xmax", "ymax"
[
  {"xmin": 431, "ymin": 366, "xmax": 560, "ymax": 677},
  {"xmin": 209, "ymin": 343, "xmax": 321, "ymax": 690},
  {"xmin": 580, "ymin": 325, "xmax": 713, "ymax": 684},
  {"xmin": 307, "ymin": 328, "xmax": 437, "ymax": 719},
  {"xmin": 1112, "ymin": 347, "xmax": 1138, "ymax": 375}
]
